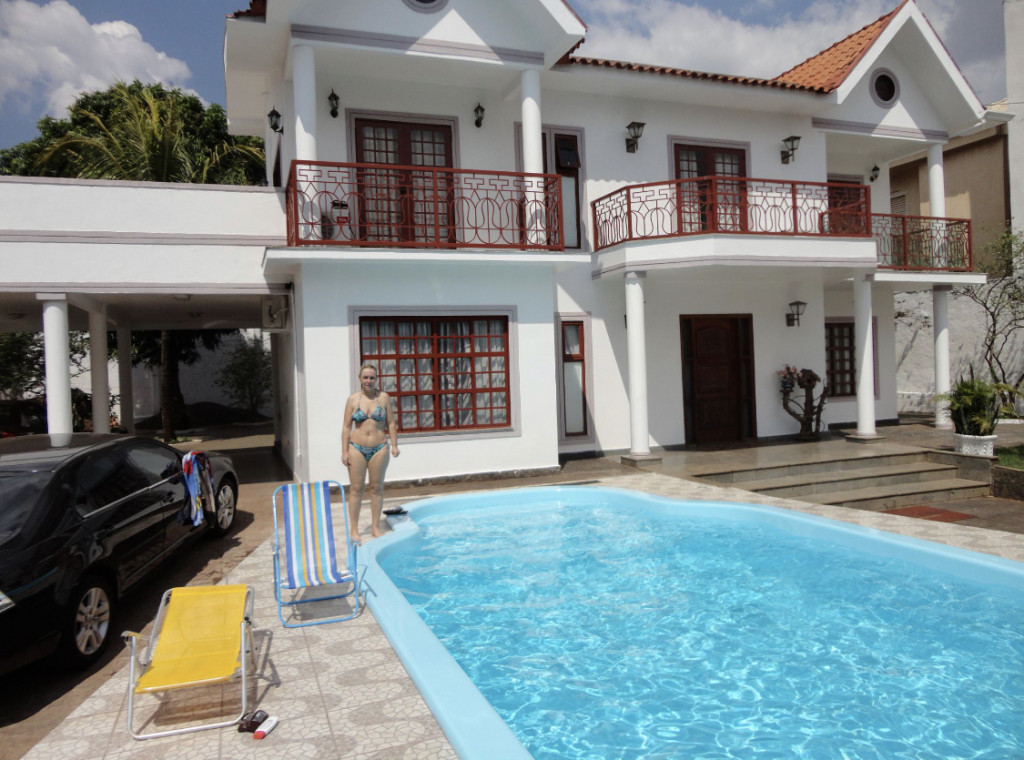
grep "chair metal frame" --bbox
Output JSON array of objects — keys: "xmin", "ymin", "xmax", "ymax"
[
  {"xmin": 272, "ymin": 480, "xmax": 361, "ymax": 627},
  {"xmin": 122, "ymin": 584, "xmax": 255, "ymax": 740}
]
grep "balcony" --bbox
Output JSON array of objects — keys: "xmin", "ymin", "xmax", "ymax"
[
  {"xmin": 286, "ymin": 161, "xmax": 563, "ymax": 251},
  {"xmin": 592, "ymin": 176, "xmax": 873, "ymax": 251},
  {"xmin": 872, "ymin": 213, "xmax": 972, "ymax": 272}
]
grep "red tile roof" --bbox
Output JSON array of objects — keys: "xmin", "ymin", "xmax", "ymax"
[
  {"xmin": 561, "ymin": 55, "xmax": 830, "ymax": 93},
  {"xmin": 230, "ymin": 0, "xmax": 265, "ymax": 19},
  {"xmin": 772, "ymin": 1, "xmax": 907, "ymax": 92}
]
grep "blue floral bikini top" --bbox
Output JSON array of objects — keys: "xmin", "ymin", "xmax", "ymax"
[{"xmin": 352, "ymin": 402, "xmax": 387, "ymax": 423}]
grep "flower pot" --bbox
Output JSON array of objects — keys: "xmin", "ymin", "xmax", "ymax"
[
  {"xmin": 780, "ymin": 379, "xmax": 795, "ymax": 393},
  {"xmin": 953, "ymin": 433, "xmax": 997, "ymax": 457}
]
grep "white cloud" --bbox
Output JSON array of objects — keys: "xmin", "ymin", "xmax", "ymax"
[
  {"xmin": 571, "ymin": 0, "xmax": 1002, "ymax": 103},
  {"xmin": 0, "ymin": 0, "xmax": 192, "ymax": 122}
]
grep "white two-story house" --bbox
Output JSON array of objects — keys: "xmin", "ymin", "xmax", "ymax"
[{"xmin": 0, "ymin": 0, "xmax": 1004, "ymax": 485}]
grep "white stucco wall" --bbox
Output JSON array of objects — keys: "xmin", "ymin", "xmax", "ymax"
[{"xmin": 293, "ymin": 259, "xmax": 562, "ymax": 483}]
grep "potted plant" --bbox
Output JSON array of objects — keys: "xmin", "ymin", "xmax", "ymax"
[
  {"xmin": 777, "ymin": 364, "xmax": 800, "ymax": 393},
  {"xmin": 936, "ymin": 377, "xmax": 1010, "ymax": 456}
]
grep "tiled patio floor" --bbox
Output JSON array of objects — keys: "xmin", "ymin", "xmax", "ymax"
[{"xmin": 22, "ymin": 466, "xmax": 1024, "ymax": 760}]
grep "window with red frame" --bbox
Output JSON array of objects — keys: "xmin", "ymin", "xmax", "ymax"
[
  {"xmin": 359, "ymin": 316, "xmax": 510, "ymax": 433},
  {"xmin": 825, "ymin": 321, "xmax": 856, "ymax": 397},
  {"xmin": 560, "ymin": 321, "xmax": 587, "ymax": 436}
]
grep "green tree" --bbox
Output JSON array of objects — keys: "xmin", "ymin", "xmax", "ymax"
[
  {"xmin": 3, "ymin": 81, "xmax": 265, "ymax": 438},
  {"xmin": 954, "ymin": 228, "xmax": 1024, "ymax": 406},
  {"xmin": 1, "ymin": 80, "xmax": 264, "ymax": 184},
  {"xmin": 215, "ymin": 335, "xmax": 273, "ymax": 414}
]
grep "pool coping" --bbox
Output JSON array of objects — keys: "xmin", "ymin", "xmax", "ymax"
[{"xmin": 361, "ymin": 482, "xmax": 1024, "ymax": 760}]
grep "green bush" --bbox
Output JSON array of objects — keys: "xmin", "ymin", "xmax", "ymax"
[
  {"xmin": 215, "ymin": 336, "xmax": 272, "ymax": 413},
  {"xmin": 936, "ymin": 378, "xmax": 1013, "ymax": 436}
]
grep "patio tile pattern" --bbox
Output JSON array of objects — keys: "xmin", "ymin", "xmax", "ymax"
[{"xmin": 22, "ymin": 465, "xmax": 1024, "ymax": 760}]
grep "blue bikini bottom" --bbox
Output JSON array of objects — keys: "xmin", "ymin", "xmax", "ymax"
[{"xmin": 350, "ymin": 441, "xmax": 387, "ymax": 462}]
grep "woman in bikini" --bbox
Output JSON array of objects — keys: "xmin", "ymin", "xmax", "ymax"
[{"xmin": 341, "ymin": 363, "xmax": 400, "ymax": 543}]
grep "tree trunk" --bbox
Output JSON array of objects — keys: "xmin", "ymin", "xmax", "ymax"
[{"xmin": 160, "ymin": 330, "xmax": 177, "ymax": 441}]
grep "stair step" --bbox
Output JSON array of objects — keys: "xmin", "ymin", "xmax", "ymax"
[
  {"xmin": 698, "ymin": 451, "xmax": 930, "ymax": 484},
  {"xmin": 800, "ymin": 478, "xmax": 990, "ymax": 511},
  {"xmin": 741, "ymin": 462, "xmax": 958, "ymax": 497}
]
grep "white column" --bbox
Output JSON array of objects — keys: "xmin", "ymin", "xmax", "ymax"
[
  {"xmin": 521, "ymin": 68, "xmax": 545, "ymax": 245},
  {"xmin": 117, "ymin": 327, "xmax": 135, "ymax": 433},
  {"xmin": 624, "ymin": 271, "xmax": 650, "ymax": 456},
  {"xmin": 88, "ymin": 309, "xmax": 110, "ymax": 433},
  {"xmin": 853, "ymin": 275, "xmax": 876, "ymax": 436},
  {"xmin": 520, "ymin": 69, "xmax": 543, "ymax": 174},
  {"xmin": 933, "ymin": 285, "xmax": 952, "ymax": 428},
  {"xmin": 39, "ymin": 295, "xmax": 73, "ymax": 435},
  {"xmin": 292, "ymin": 44, "xmax": 317, "ymax": 162},
  {"xmin": 927, "ymin": 143, "xmax": 946, "ymax": 218}
]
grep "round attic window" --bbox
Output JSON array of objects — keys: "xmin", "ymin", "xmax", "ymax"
[
  {"xmin": 402, "ymin": 0, "xmax": 448, "ymax": 11},
  {"xmin": 870, "ymin": 68, "xmax": 899, "ymax": 108}
]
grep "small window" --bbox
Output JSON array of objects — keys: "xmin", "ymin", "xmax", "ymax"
[
  {"xmin": 560, "ymin": 321, "xmax": 587, "ymax": 436},
  {"xmin": 870, "ymin": 69, "xmax": 899, "ymax": 108},
  {"xmin": 402, "ymin": 0, "xmax": 448, "ymax": 11}
]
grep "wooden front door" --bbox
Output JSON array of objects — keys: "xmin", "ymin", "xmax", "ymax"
[{"xmin": 680, "ymin": 316, "xmax": 756, "ymax": 445}]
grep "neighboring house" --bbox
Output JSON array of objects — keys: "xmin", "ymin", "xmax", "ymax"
[
  {"xmin": 889, "ymin": 112, "xmax": 1012, "ymax": 269},
  {"xmin": 0, "ymin": 0, "xmax": 1004, "ymax": 484}
]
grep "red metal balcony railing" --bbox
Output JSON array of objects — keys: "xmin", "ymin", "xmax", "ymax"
[
  {"xmin": 872, "ymin": 213, "xmax": 972, "ymax": 271},
  {"xmin": 591, "ymin": 176, "xmax": 872, "ymax": 251},
  {"xmin": 286, "ymin": 161, "xmax": 563, "ymax": 250}
]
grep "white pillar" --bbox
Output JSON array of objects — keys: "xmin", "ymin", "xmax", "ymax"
[
  {"xmin": 933, "ymin": 285, "xmax": 952, "ymax": 429},
  {"xmin": 927, "ymin": 143, "xmax": 946, "ymax": 218},
  {"xmin": 39, "ymin": 295, "xmax": 73, "ymax": 435},
  {"xmin": 117, "ymin": 327, "xmax": 135, "ymax": 434},
  {"xmin": 521, "ymin": 69, "xmax": 545, "ymax": 245},
  {"xmin": 853, "ymin": 275, "xmax": 876, "ymax": 436},
  {"xmin": 88, "ymin": 309, "xmax": 110, "ymax": 434},
  {"xmin": 624, "ymin": 271, "xmax": 650, "ymax": 456},
  {"xmin": 292, "ymin": 44, "xmax": 317, "ymax": 162},
  {"xmin": 520, "ymin": 69, "xmax": 543, "ymax": 174}
]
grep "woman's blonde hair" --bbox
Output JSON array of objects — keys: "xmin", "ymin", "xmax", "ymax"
[{"xmin": 358, "ymin": 362, "xmax": 379, "ymax": 376}]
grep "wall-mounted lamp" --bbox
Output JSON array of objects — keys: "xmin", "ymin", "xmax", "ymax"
[
  {"xmin": 327, "ymin": 89, "xmax": 339, "ymax": 119},
  {"xmin": 780, "ymin": 135, "xmax": 801, "ymax": 164},
  {"xmin": 474, "ymin": 103, "xmax": 485, "ymax": 128},
  {"xmin": 625, "ymin": 121, "xmax": 645, "ymax": 153},
  {"xmin": 267, "ymin": 107, "xmax": 283, "ymax": 134},
  {"xmin": 786, "ymin": 300, "xmax": 807, "ymax": 327},
  {"xmin": 869, "ymin": 164, "xmax": 880, "ymax": 183}
]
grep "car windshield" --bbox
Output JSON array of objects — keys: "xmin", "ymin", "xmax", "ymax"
[{"xmin": 0, "ymin": 470, "xmax": 50, "ymax": 546}]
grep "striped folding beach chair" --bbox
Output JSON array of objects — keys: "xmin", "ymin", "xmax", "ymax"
[{"xmin": 271, "ymin": 481, "xmax": 360, "ymax": 627}]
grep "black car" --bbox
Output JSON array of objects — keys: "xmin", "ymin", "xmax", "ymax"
[
  {"xmin": 0, "ymin": 434, "xmax": 238, "ymax": 675},
  {"xmin": 0, "ymin": 399, "xmax": 47, "ymax": 438}
]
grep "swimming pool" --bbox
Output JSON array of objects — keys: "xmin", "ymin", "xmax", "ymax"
[{"xmin": 361, "ymin": 486, "xmax": 1024, "ymax": 759}]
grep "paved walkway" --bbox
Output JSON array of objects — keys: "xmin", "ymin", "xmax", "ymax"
[{"xmin": 17, "ymin": 423, "xmax": 1024, "ymax": 759}]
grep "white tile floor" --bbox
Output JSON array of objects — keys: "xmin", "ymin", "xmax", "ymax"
[{"xmin": 23, "ymin": 472, "xmax": 1024, "ymax": 759}]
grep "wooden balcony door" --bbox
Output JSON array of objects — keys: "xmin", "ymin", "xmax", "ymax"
[
  {"xmin": 680, "ymin": 315, "xmax": 756, "ymax": 445},
  {"xmin": 674, "ymin": 144, "xmax": 747, "ymax": 233},
  {"xmin": 355, "ymin": 119, "xmax": 454, "ymax": 244}
]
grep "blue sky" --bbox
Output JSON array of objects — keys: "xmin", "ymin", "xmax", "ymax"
[{"xmin": 0, "ymin": 0, "xmax": 1007, "ymax": 151}]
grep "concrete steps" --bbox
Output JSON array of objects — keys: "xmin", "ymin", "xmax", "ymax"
[{"xmin": 697, "ymin": 449, "xmax": 990, "ymax": 510}]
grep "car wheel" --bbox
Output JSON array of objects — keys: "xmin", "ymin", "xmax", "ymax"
[
  {"xmin": 60, "ymin": 575, "xmax": 114, "ymax": 668},
  {"xmin": 210, "ymin": 477, "xmax": 237, "ymax": 536}
]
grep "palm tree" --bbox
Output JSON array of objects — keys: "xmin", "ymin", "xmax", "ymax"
[
  {"xmin": 35, "ymin": 82, "xmax": 264, "ymax": 440},
  {"xmin": 36, "ymin": 82, "xmax": 262, "ymax": 183}
]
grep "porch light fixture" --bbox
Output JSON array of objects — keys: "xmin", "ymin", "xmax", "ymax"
[
  {"xmin": 327, "ymin": 90, "xmax": 339, "ymax": 118},
  {"xmin": 625, "ymin": 121, "xmax": 645, "ymax": 153},
  {"xmin": 267, "ymin": 107, "xmax": 283, "ymax": 134},
  {"xmin": 780, "ymin": 135, "xmax": 801, "ymax": 164},
  {"xmin": 786, "ymin": 300, "xmax": 807, "ymax": 327},
  {"xmin": 474, "ymin": 103, "xmax": 485, "ymax": 128},
  {"xmin": 869, "ymin": 164, "xmax": 880, "ymax": 183}
]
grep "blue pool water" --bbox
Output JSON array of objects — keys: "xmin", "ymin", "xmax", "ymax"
[{"xmin": 364, "ymin": 487, "xmax": 1024, "ymax": 759}]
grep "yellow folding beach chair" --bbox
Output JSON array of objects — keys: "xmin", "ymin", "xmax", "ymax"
[{"xmin": 122, "ymin": 584, "xmax": 254, "ymax": 740}]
